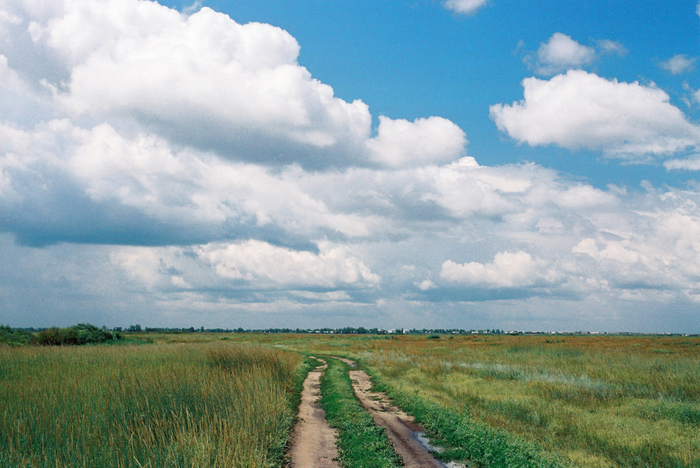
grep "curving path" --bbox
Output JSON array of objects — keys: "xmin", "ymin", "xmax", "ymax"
[{"xmin": 289, "ymin": 357, "xmax": 341, "ymax": 468}]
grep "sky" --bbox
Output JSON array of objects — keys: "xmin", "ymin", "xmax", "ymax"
[{"xmin": 1, "ymin": 0, "xmax": 699, "ymax": 332}]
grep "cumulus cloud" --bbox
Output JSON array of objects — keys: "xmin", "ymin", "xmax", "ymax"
[
  {"xmin": 200, "ymin": 240, "xmax": 380, "ymax": 287},
  {"xmin": 440, "ymin": 251, "xmax": 552, "ymax": 288},
  {"xmin": 2, "ymin": 0, "xmax": 700, "ymax": 329},
  {"xmin": 443, "ymin": 0, "xmax": 489, "ymax": 15},
  {"xmin": 490, "ymin": 70, "xmax": 700, "ymax": 161},
  {"xmin": 40, "ymin": 3, "xmax": 371, "ymax": 167},
  {"xmin": 659, "ymin": 54, "xmax": 696, "ymax": 75},
  {"xmin": 112, "ymin": 240, "xmax": 380, "ymax": 293},
  {"xmin": 0, "ymin": 119, "xmax": 378, "ymax": 247},
  {"xmin": 532, "ymin": 33, "xmax": 596, "ymax": 75},
  {"xmin": 366, "ymin": 116, "xmax": 467, "ymax": 168},
  {"xmin": 525, "ymin": 33, "xmax": 626, "ymax": 76},
  {"xmin": 0, "ymin": 0, "xmax": 471, "ymax": 170}
]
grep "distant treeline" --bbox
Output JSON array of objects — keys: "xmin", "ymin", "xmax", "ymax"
[{"xmin": 5, "ymin": 324, "xmax": 697, "ymax": 340}]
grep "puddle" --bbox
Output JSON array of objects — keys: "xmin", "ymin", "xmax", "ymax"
[{"xmin": 415, "ymin": 432, "xmax": 468, "ymax": 468}]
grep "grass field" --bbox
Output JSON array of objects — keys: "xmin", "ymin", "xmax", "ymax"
[
  {"xmin": 0, "ymin": 341, "xmax": 307, "ymax": 468},
  {"xmin": 2, "ymin": 331, "xmax": 698, "ymax": 467},
  {"xmin": 229, "ymin": 332, "xmax": 700, "ymax": 468}
]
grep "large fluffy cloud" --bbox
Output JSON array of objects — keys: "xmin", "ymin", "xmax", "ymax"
[
  {"xmin": 2, "ymin": 0, "xmax": 700, "ymax": 331},
  {"xmin": 0, "ymin": 119, "xmax": 380, "ymax": 247},
  {"xmin": 490, "ymin": 70, "xmax": 700, "ymax": 161},
  {"xmin": 2, "ymin": 0, "xmax": 467, "ymax": 170}
]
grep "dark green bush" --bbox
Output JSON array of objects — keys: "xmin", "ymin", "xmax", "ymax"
[{"xmin": 35, "ymin": 323, "xmax": 122, "ymax": 346}]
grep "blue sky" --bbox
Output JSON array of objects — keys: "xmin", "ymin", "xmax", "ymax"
[{"xmin": 1, "ymin": 0, "xmax": 700, "ymax": 332}]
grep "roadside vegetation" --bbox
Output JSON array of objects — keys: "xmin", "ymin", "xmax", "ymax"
[
  {"xmin": 0, "ymin": 342, "xmax": 305, "ymax": 468},
  {"xmin": 356, "ymin": 335, "xmax": 700, "ymax": 468},
  {"xmin": 319, "ymin": 357, "xmax": 403, "ymax": 468},
  {"xmin": 227, "ymin": 332, "xmax": 699, "ymax": 468}
]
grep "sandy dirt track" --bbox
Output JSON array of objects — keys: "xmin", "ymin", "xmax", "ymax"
[
  {"xmin": 289, "ymin": 358, "xmax": 341, "ymax": 468},
  {"xmin": 339, "ymin": 358, "xmax": 448, "ymax": 468}
]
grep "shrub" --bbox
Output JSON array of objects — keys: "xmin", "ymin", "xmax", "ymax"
[
  {"xmin": 35, "ymin": 323, "xmax": 122, "ymax": 346},
  {"xmin": 0, "ymin": 325, "xmax": 33, "ymax": 346}
]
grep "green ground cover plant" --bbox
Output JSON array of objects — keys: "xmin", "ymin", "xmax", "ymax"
[
  {"xmin": 0, "ymin": 342, "xmax": 305, "ymax": 468},
  {"xmin": 319, "ymin": 357, "xmax": 403, "ymax": 468},
  {"xmin": 371, "ymin": 373, "xmax": 567, "ymax": 468}
]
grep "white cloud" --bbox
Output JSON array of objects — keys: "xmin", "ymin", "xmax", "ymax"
[
  {"xmin": 595, "ymin": 39, "xmax": 627, "ymax": 57},
  {"xmin": 490, "ymin": 70, "xmax": 700, "ymax": 161},
  {"xmin": 0, "ymin": 9, "xmax": 21, "ymax": 25},
  {"xmin": 533, "ymin": 33, "xmax": 596, "ymax": 75},
  {"xmin": 525, "ymin": 34, "xmax": 625, "ymax": 76},
  {"xmin": 111, "ymin": 240, "xmax": 381, "ymax": 295},
  {"xmin": 366, "ymin": 116, "xmax": 467, "ymax": 168},
  {"xmin": 200, "ymin": 240, "xmax": 380, "ymax": 287},
  {"xmin": 20, "ymin": 0, "xmax": 372, "ymax": 168},
  {"xmin": 443, "ymin": 0, "xmax": 489, "ymax": 15},
  {"xmin": 664, "ymin": 155, "xmax": 700, "ymax": 171},
  {"xmin": 440, "ymin": 251, "xmax": 551, "ymax": 288},
  {"xmin": 659, "ymin": 54, "xmax": 696, "ymax": 75}
]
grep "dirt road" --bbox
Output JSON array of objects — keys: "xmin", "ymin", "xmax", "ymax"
[
  {"xmin": 289, "ymin": 357, "xmax": 341, "ymax": 468},
  {"xmin": 338, "ymin": 357, "xmax": 450, "ymax": 468}
]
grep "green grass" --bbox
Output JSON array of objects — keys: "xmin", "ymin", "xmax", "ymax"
[
  {"xmin": 319, "ymin": 357, "xmax": 403, "ymax": 468},
  {"xmin": 370, "ymin": 372, "xmax": 568, "ymax": 468},
  {"xmin": 225, "ymin": 333, "xmax": 700, "ymax": 468},
  {"xmin": 0, "ymin": 342, "xmax": 304, "ymax": 468}
]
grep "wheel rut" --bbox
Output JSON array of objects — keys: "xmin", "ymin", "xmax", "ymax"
[
  {"xmin": 335, "ymin": 357, "xmax": 454, "ymax": 468},
  {"xmin": 289, "ymin": 357, "xmax": 341, "ymax": 468}
]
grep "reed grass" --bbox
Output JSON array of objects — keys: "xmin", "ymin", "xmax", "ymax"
[{"xmin": 0, "ymin": 342, "xmax": 304, "ymax": 468}]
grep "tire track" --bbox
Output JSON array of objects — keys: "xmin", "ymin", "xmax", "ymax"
[
  {"xmin": 289, "ymin": 357, "xmax": 341, "ymax": 468},
  {"xmin": 334, "ymin": 357, "xmax": 454, "ymax": 468}
]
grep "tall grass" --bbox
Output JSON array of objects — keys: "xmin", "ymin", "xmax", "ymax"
[
  {"xmin": 235, "ymin": 333, "xmax": 699, "ymax": 468},
  {"xmin": 0, "ymin": 342, "xmax": 303, "ymax": 468},
  {"xmin": 356, "ymin": 335, "xmax": 700, "ymax": 468}
]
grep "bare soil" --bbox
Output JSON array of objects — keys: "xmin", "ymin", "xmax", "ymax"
[
  {"xmin": 341, "ymin": 358, "xmax": 449, "ymax": 468},
  {"xmin": 289, "ymin": 358, "xmax": 341, "ymax": 468}
]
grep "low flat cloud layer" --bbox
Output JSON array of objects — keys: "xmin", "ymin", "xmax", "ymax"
[{"xmin": 1, "ymin": 0, "xmax": 699, "ymax": 332}]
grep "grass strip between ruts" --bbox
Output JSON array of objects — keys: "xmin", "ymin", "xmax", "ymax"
[
  {"xmin": 368, "ymin": 370, "xmax": 570, "ymax": 468},
  {"xmin": 318, "ymin": 357, "xmax": 403, "ymax": 468}
]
